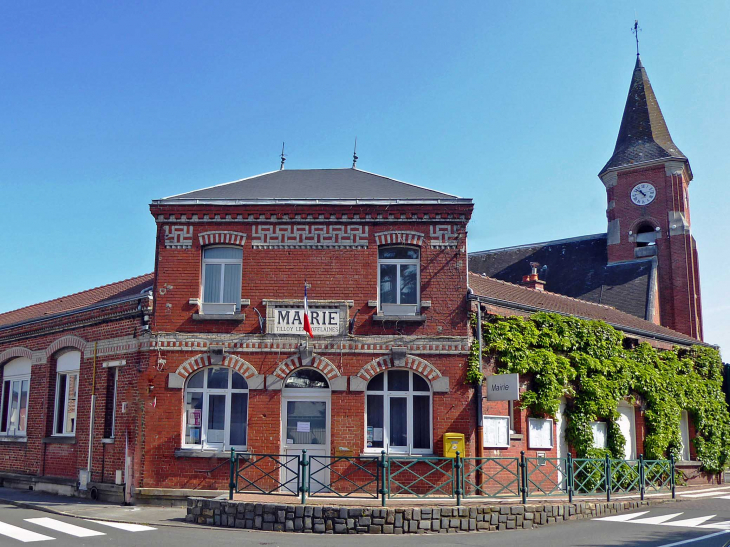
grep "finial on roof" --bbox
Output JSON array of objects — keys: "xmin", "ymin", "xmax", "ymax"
[
  {"xmin": 352, "ymin": 137, "xmax": 358, "ymax": 169},
  {"xmin": 280, "ymin": 142, "xmax": 287, "ymax": 170},
  {"xmin": 632, "ymin": 19, "xmax": 641, "ymax": 57}
]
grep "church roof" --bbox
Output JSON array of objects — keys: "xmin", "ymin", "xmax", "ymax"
[
  {"xmin": 468, "ymin": 273, "xmax": 699, "ymax": 346},
  {"xmin": 468, "ymin": 234, "xmax": 657, "ymax": 322},
  {"xmin": 157, "ymin": 168, "xmax": 469, "ymax": 204},
  {"xmin": 600, "ymin": 57, "xmax": 686, "ymax": 175}
]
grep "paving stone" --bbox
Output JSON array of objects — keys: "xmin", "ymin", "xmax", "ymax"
[{"xmin": 383, "ymin": 525, "xmax": 394, "ymax": 534}]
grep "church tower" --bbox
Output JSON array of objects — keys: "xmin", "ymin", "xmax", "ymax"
[{"xmin": 599, "ymin": 56, "xmax": 703, "ymax": 340}]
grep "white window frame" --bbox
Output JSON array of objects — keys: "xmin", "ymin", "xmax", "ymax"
[
  {"xmin": 364, "ymin": 370, "xmax": 432, "ymax": 455},
  {"xmin": 182, "ymin": 367, "xmax": 249, "ymax": 451},
  {"xmin": 201, "ymin": 246, "xmax": 243, "ymax": 315},
  {"xmin": 53, "ymin": 351, "xmax": 80, "ymax": 437},
  {"xmin": 377, "ymin": 246, "xmax": 420, "ymax": 316},
  {"xmin": 0, "ymin": 358, "xmax": 31, "ymax": 437},
  {"xmin": 528, "ymin": 417, "xmax": 554, "ymax": 449},
  {"xmin": 109, "ymin": 367, "xmax": 118, "ymax": 439}
]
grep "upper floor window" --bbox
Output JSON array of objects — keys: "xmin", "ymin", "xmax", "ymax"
[
  {"xmin": 366, "ymin": 370, "xmax": 431, "ymax": 454},
  {"xmin": 184, "ymin": 367, "xmax": 248, "ymax": 450},
  {"xmin": 54, "ymin": 350, "xmax": 80, "ymax": 436},
  {"xmin": 378, "ymin": 246, "xmax": 420, "ymax": 316},
  {"xmin": 202, "ymin": 247, "xmax": 243, "ymax": 314},
  {"xmin": 1, "ymin": 357, "xmax": 31, "ymax": 437}
]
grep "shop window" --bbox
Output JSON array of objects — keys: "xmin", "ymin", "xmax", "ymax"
[
  {"xmin": 365, "ymin": 370, "xmax": 431, "ymax": 454},
  {"xmin": 378, "ymin": 246, "xmax": 420, "ymax": 316},
  {"xmin": 0, "ymin": 357, "xmax": 31, "ymax": 437},
  {"xmin": 183, "ymin": 367, "xmax": 248, "ymax": 450},
  {"xmin": 53, "ymin": 350, "xmax": 80, "ymax": 436},
  {"xmin": 201, "ymin": 247, "xmax": 243, "ymax": 314}
]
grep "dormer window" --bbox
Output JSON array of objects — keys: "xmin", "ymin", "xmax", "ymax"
[
  {"xmin": 378, "ymin": 246, "xmax": 420, "ymax": 316},
  {"xmin": 202, "ymin": 247, "xmax": 243, "ymax": 315}
]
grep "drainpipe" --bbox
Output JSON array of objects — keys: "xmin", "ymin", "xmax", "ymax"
[
  {"xmin": 86, "ymin": 342, "xmax": 98, "ymax": 485},
  {"xmin": 476, "ymin": 304, "xmax": 484, "ymax": 459}
]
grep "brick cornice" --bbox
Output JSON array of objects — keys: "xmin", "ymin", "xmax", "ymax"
[
  {"xmin": 356, "ymin": 354, "xmax": 442, "ymax": 382},
  {"xmin": 0, "ymin": 347, "xmax": 33, "ymax": 366}
]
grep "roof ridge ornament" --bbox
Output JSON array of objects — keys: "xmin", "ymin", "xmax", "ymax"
[
  {"xmin": 280, "ymin": 142, "xmax": 287, "ymax": 170},
  {"xmin": 632, "ymin": 19, "xmax": 641, "ymax": 57},
  {"xmin": 352, "ymin": 137, "xmax": 358, "ymax": 169}
]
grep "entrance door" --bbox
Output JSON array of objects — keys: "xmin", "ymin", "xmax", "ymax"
[
  {"xmin": 282, "ymin": 397, "xmax": 330, "ymax": 493},
  {"xmin": 617, "ymin": 402, "xmax": 637, "ymax": 459},
  {"xmin": 555, "ymin": 398, "xmax": 569, "ymax": 491}
]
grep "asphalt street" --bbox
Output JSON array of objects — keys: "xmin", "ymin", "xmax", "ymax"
[{"xmin": 1, "ymin": 497, "xmax": 730, "ymax": 547}]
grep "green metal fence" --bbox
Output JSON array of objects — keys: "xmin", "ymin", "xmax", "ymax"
[{"xmin": 229, "ymin": 449, "xmax": 675, "ymax": 506}]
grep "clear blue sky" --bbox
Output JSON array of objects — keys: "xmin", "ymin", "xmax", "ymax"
[{"xmin": 2, "ymin": 1, "xmax": 728, "ymax": 354}]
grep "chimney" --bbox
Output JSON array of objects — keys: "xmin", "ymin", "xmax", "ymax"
[{"xmin": 521, "ymin": 262, "xmax": 545, "ymax": 292}]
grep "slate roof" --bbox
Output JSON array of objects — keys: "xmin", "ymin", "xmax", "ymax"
[
  {"xmin": 159, "ymin": 169, "xmax": 468, "ymax": 203},
  {"xmin": 468, "ymin": 234, "xmax": 656, "ymax": 321},
  {"xmin": 0, "ymin": 273, "xmax": 154, "ymax": 329},
  {"xmin": 468, "ymin": 273, "xmax": 699, "ymax": 345},
  {"xmin": 600, "ymin": 57, "xmax": 686, "ymax": 175}
]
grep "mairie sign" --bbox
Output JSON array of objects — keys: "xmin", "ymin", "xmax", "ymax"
[
  {"xmin": 486, "ymin": 373, "xmax": 519, "ymax": 401},
  {"xmin": 271, "ymin": 307, "xmax": 341, "ymax": 335}
]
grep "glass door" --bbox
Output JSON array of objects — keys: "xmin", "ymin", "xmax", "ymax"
[{"xmin": 282, "ymin": 398, "xmax": 329, "ymax": 493}]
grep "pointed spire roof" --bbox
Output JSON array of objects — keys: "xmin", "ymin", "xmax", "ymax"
[{"xmin": 600, "ymin": 56, "xmax": 686, "ymax": 175}]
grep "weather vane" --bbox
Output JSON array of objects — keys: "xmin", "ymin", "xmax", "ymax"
[
  {"xmin": 352, "ymin": 137, "xmax": 358, "ymax": 169},
  {"xmin": 280, "ymin": 142, "xmax": 287, "ymax": 170},
  {"xmin": 632, "ymin": 19, "xmax": 641, "ymax": 57}
]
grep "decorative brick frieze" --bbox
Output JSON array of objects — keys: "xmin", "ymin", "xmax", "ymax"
[
  {"xmin": 357, "ymin": 354, "xmax": 442, "ymax": 381},
  {"xmin": 198, "ymin": 231, "xmax": 246, "ymax": 247},
  {"xmin": 174, "ymin": 353, "xmax": 258, "ymax": 380},
  {"xmin": 272, "ymin": 352, "xmax": 340, "ymax": 380},
  {"xmin": 0, "ymin": 347, "xmax": 33, "ymax": 365},
  {"xmin": 374, "ymin": 230, "xmax": 425, "ymax": 247},
  {"xmin": 164, "ymin": 226, "xmax": 193, "ymax": 248},
  {"xmin": 45, "ymin": 335, "xmax": 87, "ymax": 359},
  {"xmin": 251, "ymin": 225, "xmax": 368, "ymax": 249},
  {"xmin": 429, "ymin": 225, "xmax": 459, "ymax": 247},
  {"xmin": 83, "ymin": 336, "xmax": 141, "ymax": 358}
]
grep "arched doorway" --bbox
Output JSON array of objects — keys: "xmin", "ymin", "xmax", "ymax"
[{"xmin": 281, "ymin": 368, "xmax": 331, "ymax": 493}]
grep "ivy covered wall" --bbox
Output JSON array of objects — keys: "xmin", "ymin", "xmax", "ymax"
[{"xmin": 470, "ymin": 312, "xmax": 730, "ymax": 473}]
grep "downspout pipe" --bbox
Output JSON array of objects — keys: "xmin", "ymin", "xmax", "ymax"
[
  {"xmin": 476, "ymin": 303, "xmax": 484, "ymax": 458},
  {"xmin": 86, "ymin": 342, "xmax": 98, "ymax": 486}
]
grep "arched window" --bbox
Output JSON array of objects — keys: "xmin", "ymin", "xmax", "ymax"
[
  {"xmin": 184, "ymin": 367, "xmax": 248, "ymax": 449},
  {"xmin": 201, "ymin": 247, "xmax": 243, "ymax": 315},
  {"xmin": 635, "ymin": 223, "xmax": 657, "ymax": 247},
  {"xmin": 54, "ymin": 350, "xmax": 80, "ymax": 436},
  {"xmin": 284, "ymin": 368, "xmax": 329, "ymax": 389},
  {"xmin": 378, "ymin": 246, "xmax": 420, "ymax": 316},
  {"xmin": 1, "ymin": 357, "xmax": 31, "ymax": 437},
  {"xmin": 365, "ymin": 370, "xmax": 431, "ymax": 454}
]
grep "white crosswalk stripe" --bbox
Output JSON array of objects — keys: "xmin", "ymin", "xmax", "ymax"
[
  {"xmin": 596, "ymin": 510, "xmax": 730, "ymax": 531},
  {"xmin": 0, "ymin": 522, "xmax": 54, "ymax": 543},
  {"xmin": 24, "ymin": 518, "xmax": 105, "ymax": 538},
  {"xmin": 680, "ymin": 488, "xmax": 730, "ymax": 498},
  {"xmin": 85, "ymin": 520, "xmax": 156, "ymax": 532}
]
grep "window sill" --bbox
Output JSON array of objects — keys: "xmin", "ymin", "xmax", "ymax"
[
  {"xmin": 0, "ymin": 436, "xmax": 27, "ymax": 443},
  {"xmin": 372, "ymin": 314, "xmax": 427, "ymax": 323},
  {"xmin": 101, "ymin": 438, "xmax": 115, "ymax": 444},
  {"xmin": 192, "ymin": 313, "xmax": 245, "ymax": 322},
  {"xmin": 174, "ymin": 448, "xmax": 249, "ymax": 459},
  {"xmin": 43, "ymin": 436, "xmax": 76, "ymax": 444},
  {"xmin": 510, "ymin": 433, "xmax": 524, "ymax": 442}
]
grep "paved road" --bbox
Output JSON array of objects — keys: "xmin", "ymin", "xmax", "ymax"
[{"xmin": 1, "ymin": 497, "xmax": 730, "ymax": 547}]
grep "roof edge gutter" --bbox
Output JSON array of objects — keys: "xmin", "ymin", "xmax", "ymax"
[
  {"xmin": 467, "ymin": 293, "xmax": 706, "ymax": 347},
  {"xmin": 0, "ymin": 291, "xmax": 153, "ymax": 334},
  {"xmin": 150, "ymin": 198, "xmax": 474, "ymax": 206}
]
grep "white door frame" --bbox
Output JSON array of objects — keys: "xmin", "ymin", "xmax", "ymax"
[{"xmin": 281, "ymin": 387, "xmax": 331, "ymax": 493}]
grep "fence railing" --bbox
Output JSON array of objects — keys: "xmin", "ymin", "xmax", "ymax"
[{"xmin": 228, "ymin": 449, "xmax": 675, "ymax": 506}]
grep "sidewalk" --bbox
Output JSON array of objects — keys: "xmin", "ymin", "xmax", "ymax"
[{"xmin": 0, "ymin": 487, "xmax": 189, "ymax": 528}]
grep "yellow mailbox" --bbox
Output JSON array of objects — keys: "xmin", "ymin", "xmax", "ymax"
[{"xmin": 442, "ymin": 432, "xmax": 465, "ymax": 458}]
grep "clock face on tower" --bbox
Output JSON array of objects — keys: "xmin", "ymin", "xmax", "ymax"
[{"xmin": 630, "ymin": 183, "xmax": 657, "ymax": 206}]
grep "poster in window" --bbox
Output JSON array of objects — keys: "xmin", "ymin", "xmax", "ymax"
[
  {"xmin": 367, "ymin": 426, "xmax": 373, "ymax": 447},
  {"xmin": 528, "ymin": 418, "xmax": 554, "ymax": 449},
  {"xmin": 188, "ymin": 409, "xmax": 202, "ymax": 427},
  {"xmin": 483, "ymin": 416, "xmax": 510, "ymax": 448}
]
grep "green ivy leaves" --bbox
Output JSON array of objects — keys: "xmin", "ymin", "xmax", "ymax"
[{"xmin": 473, "ymin": 312, "xmax": 730, "ymax": 473}]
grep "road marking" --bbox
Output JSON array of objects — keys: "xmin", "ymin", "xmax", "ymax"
[
  {"xmin": 0, "ymin": 522, "xmax": 55, "ymax": 543},
  {"xmin": 658, "ymin": 515, "xmax": 716, "ymax": 528},
  {"xmin": 85, "ymin": 520, "xmax": 156, "ymax": 532},
  {"xmin": 680, "ymin": 486, "xmax": 730, "ymax": 495},
  {"xmin": 700, "ymin": 520, "xmax": 730, "ymax": 530},
  {"xmin": 681, "ymin": 488, "xmax": 730, "ymax": 498},
  {"xmin": 714, "ymin": 495, "xmax": 730, "ymax": 500},
  {"xmin": 24, "ymin": 518, "xmax": 105, "ymax": 538},
  {"xmin": 594, "ymin": 511, "xmax": 649, "ymax": 522},
  {"xmin": 628, "ymin": 513, "xmax": 686, "ymax": 525},
  {"xmin": 656, "ymin": 530, "xmax": 730, "ymax": 547}
]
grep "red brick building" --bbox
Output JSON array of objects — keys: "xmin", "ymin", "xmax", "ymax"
[{"xmin": 0, "ymin": 56, "xmax": 716, "ymax": 503}]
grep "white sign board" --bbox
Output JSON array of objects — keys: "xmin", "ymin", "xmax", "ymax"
[
  {"xmin": 486, "ymin": 373, "xmax": 519, "ymax": 401},
  {"xmin": 528, "ymin": 418, "xmax": 554, "ymax": 449},
  {"xmin": 271, "ymin": 307, "xmax": 341, "ymax": 335},
  {"xmin": 483, "ymin": 415, "xmax": 510, "ymax": 448}
]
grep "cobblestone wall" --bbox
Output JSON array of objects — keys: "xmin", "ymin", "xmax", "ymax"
[{"xmin": 187, "ymin": 498, "xmax": 667, "ymax": 534}]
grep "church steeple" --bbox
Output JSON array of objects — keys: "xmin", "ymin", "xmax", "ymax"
[{"xmin": 600, "ymin": 57, "xmax": 687, "ymax": 176}]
